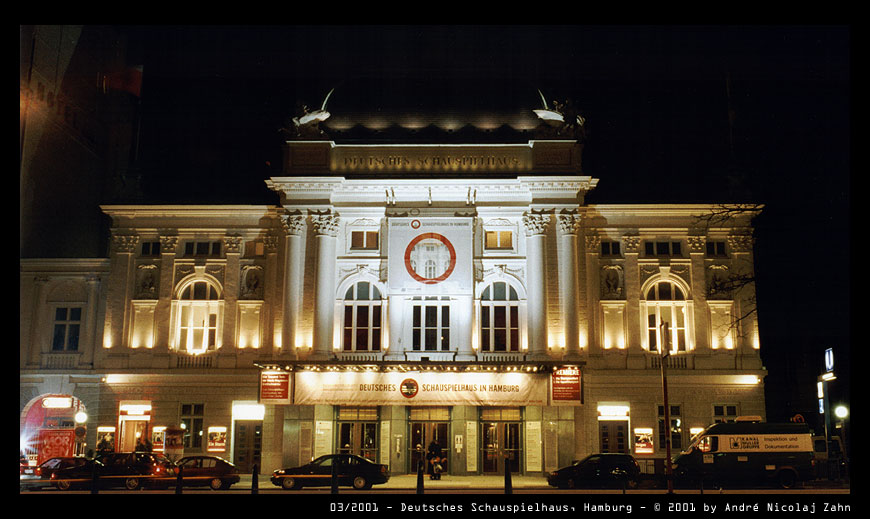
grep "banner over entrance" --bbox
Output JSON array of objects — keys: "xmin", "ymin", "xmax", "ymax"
[{"xmin": 294, "ymin": 371, "xmax": 548, "ymax": 406}]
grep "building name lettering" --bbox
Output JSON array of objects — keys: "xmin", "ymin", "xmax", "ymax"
[{"xmin": 342, "ymin": 155, "xmax": 521, "ymax": 169}]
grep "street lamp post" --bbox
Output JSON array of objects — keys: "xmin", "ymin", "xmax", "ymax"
[{"xmin": 659, "ymin": 322, "xmax": 674, "ymax": 494}]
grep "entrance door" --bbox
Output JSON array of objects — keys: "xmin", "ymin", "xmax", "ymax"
[
  {"xmin": 599, "ymin": 420, "xmax": 629, "ymax": 453},
  {"xmin": 233, "ymin": 420, "xmax": 262, "ymax": 474},
  {"xmin": 409, "ymin": 422, "xmax": 449, "ymax": 473},
  {"xmin": 119, "ymin": 420, "xmax": 148, "ymax": 452},
  {"xmin": 481, "ymin": 422, "xmax": 521, "ymax": 474},
  {"xmin": 338, "ymin": 422, "xmax": 378, "ymax": 461}
]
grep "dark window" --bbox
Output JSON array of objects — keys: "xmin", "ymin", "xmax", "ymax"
[
  {"xmin": 646, "ymin": 241, "xmax": 683, "ymax": 257},
  {"xmin": 706, "ymin": 241, "xmax": 727, "ymax": 257},
  {"xmin": 141, "ymin": 241, "xmax": 161, "ymax": 256},
  {"xmin": 51, "ymin": 307, "xmax": 82, "ymax": 351},
  {"xmin": 601, "ymin": 241, "xmax": 621, "ymax": 256}
]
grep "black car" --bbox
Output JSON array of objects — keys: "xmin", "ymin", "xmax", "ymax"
[
  {"xmin": 547, "ymin": 453, "xmax": 641, "ymax": 489},
  {"xmin": 175, "ymin": 455, "xmax": 241, "ymax": 490},
  {"xmin": 271, "ymin": 454, "xmax": 390, "ymax": 490},
  {"xmin": 48, "ymin": 458, "xmax": 104, "ymax": 490},
  {"xmin": 81, "ymin": 452, "xmax": 176, "ymax": 490}
]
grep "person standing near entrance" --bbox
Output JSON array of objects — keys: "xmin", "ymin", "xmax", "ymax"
[{"xmin": 427, "ymin": 439, "xmax": 443, "ymax": 479}]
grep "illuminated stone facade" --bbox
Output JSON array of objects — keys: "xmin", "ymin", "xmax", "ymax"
[{"xmin": 21, "ymin": 124, "xmax": 766, "ymax": 477}]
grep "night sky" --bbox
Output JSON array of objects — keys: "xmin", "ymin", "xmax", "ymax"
[{"xmin": 119, "ymin": 25, "xmax": 850, "ymax": 426}]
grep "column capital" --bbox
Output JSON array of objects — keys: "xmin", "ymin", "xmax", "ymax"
[
  {"xmin": 585, "ymin": 234, "xmax": 601, "ymax": 252},
  {"xmin": 522, "ymin": 212, "xmax": 550, "ymax": 236},
  {"xmin": 159, "ymin": 235, "xmax": 178, "ymax": 254},
  {"xmin": 110, "ymin": 232, "xmax": 139, "ymax": 253},
  {"xmin": 557, "ymin": 213, "xmax": 582, "ymax": 235},
  {"xmin": 622, "ymin": 234, "xmax": 641, "ymax": 254},
  {"xmin": 223, "ymin": 234, "xmax": 243, "ymax": 254},
  {"xmin": 687, "ymin": 235, "xmax": 706, "ymax": 254},
  {"xmin": 727, "ymin": 233, "xmax": 754, "ymax": 253},
  {"xmin": 280, "ymin": 214, "xmax": 307, "ymax": 236},
  {"xmin": 310, "ymin": 212, "xmax": 340, "ymax": 237}
]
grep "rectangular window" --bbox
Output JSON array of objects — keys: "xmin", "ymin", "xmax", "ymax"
[
  {"xmin": 181, "ymin": 404, "xmax": 205, "ymax": 450},
  {"xmin": 646, "ymin": 241, "xmax": 682, "ymax": 257},
  {"xmin": 140, "ymin": 241, "xmax": 161, "ymax": 256},
  {"xmin": 485, "ymin": 230, "xmax": 513, "ymax": 250},
  {"xmin": 657, "ymin": 405, "xmax": 682, "ymax": 452},
  {"xmin": 52, "ymin": 307, "xmax": 82, "ymax": 352},
  {"xmin": 350, "ymin": 230, "xmax": 379, "ymax": 250},
  {"xmin": 713, "ymin": 404, "xmax": 739, "ymax": 423},
  {"xmin": 600, "ymin": 240, "xmax": 621, "ymax": 257},
  {"xmin": 706, "ymin": 241, "xmax": 727, "ymax": 257},
  {"xmin": 412, "ymin": 301, "xmax": 450, "ymax": 351},
  {"xmin": 185, "ymin": 241, "xmax": 222, "ymax": 257}
]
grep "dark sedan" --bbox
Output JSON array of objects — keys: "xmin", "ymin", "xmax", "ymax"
[
  {"xmin": 271, "ymin": 454, "xmax": 390, "ymax": 490},
  {"xmin": 62, "ymin": 452, "xmax": 176, "ymax": 490},
  {"xmin": 547, "ymin": 453, "xmax": 641, "ymax": 489},
  {"xmin": 20, "ymin": 457, "xmax": 92, "ymax": 490},
  {"xmin": 47, "ymin": 458, "xmax": 104, "ymax": 490},
  {"xmin": 175, "ymin": 455, "xmax": 240, "ymax": 490}
]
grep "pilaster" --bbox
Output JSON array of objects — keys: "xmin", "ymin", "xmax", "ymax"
[
  {"xmin": 557, "ymin": 213, "xmax": 582, "ymax": 359},
  {"xmin": 280, "ymin": 214, "xmax": 306, "ymax": 359},
  {"xmin": 523, "ymin": 212, "xmax": 550, "ymax": 359},
  {"xmin": 310, "ymin": 212, "xmax": 340, "ymax": 359}
]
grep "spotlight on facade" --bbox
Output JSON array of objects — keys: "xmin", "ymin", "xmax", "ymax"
[
  {"xmin": 834, "ymin": 405, "xmax": 849, "ymax": 420},
  {"xmin": 74, "ymin": 411, "xmax": 88, "ymax": 424}
]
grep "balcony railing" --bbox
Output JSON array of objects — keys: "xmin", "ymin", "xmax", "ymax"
[
  {"xmin": 478, "ymin": 351, "xmax": 525, "ymax": 362},
  {"xmin": 648, "ymin": 355, "xmax": 691, "ymax": 369},
  {"xmin": 335, "ymin": 351, "xmax": 384, "ymax": 362},
  {"xmin": 174, "ymin": 351, "xmax": 216, "ymax": 368},
  {"xmin": 403, "ymin": 351, "xmax": 457, "ymax": 362},
  {"xmin": 41, "ymin": 352, "xmax": 82, "ymax": 369}
]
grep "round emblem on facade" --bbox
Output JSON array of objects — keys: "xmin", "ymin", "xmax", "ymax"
[
  {"xmin": 403, "ymin": 233, "xmax": 457, "ymax": 284},
  {"xmin": 400, "ymin": 378, "xmax": 419, "ymax": 399},
  {"xmin": 410, "ymin": 219, "xmax": 421, "ymax": 229}
]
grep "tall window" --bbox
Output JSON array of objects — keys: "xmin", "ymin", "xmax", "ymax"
[
  {"xmin": 176, "ymin": 280, "xmax": 222, "ymax": 354},
  {"xmin": 412, "ymin": 297, "xmax": 450, "ymax": 351},
  {"xmin": 181, "ymin": 403, "xmax": 204, "ymax": 450},
  {"xmin": 645, "ymin": 281, "xmax": 688, "ymax": 353},
  {"xmin": 52, "ymin": 307, "xmax": 82, "ymax": 351},
  {"xmin": 342, "ymin": 282, "xmax": 383, "ymax": 351},
  {"xmin": 658, "ymin": 405, "xmax": 683, "ymax": 452},
  {"xmin": 480, "ymin": 281, "xmax": 520, "ymax": 352}
]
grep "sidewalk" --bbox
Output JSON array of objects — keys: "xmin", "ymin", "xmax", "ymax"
[{"xmin": 241, "ymin": 473, "xmax": 550, "ymax": 490}]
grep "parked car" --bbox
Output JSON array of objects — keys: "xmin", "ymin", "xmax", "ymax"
[
  {"xmin": 20, "ymin": 456, "xmax": 87, "ymax": 490},
  {"xmin": 82, "ymin": 452, "xmax": 176, "ymax": 490},
  {"xmin": 47, "ymin": 458, "xmax": 104, "ymax": 490},
  {"xmin": 175, "ymin": 455, "xmax": 241, "ymax": 490},
  {"xmin": 271, "ymin": 454, "xmax": 390, "ymax": 490},
  {"xmin": 547, "ymin": 453, "xmax": 641, "ymax": 489}
]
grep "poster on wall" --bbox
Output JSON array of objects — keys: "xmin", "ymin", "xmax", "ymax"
[
  {"xmin": 550, "ymin": 366, "xmax": 582, "ymax": 405},
  {"xmin": 525, "ymin": 421, "xmax": 542, "ymax": 473},
  {"xmin": 207, "ymin": 426, "xmax": 227, "ymax": 452},
  {"xmin": 259, "ymin": 371, "xmax": 292, "ymax": 405},
  {"xmin": 314, "ymin": 421, "xmax": 333, "ymax": 459},
  {"xmin": 388, "ymin": 218, "xmax": 473, "ymax": 294},
  {"xmin": 37, "ymin": 429, "xmax": 75, "ymax": 465}
]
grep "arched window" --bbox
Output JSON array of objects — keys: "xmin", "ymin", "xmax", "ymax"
[
  {"xmin": 480, "ymin": 281, "xmax": 521, "ymax": 352},
  {"xmin": 175, "ymin": 279, "xmax": 222, "ymax": 354},
  {"xmin": 342, "ymin": 281, "xmax": 383, "ymax": 351},
  {"xmin": 645, "ymin": 280, "xmax": 688, "ymax": 353}
]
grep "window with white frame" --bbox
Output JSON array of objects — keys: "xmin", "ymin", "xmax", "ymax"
[
  {"xmin": 645, "ymin": 281, "xmax": 688, "ymax": 353},
  {"xmin": 342, "ymin": 281, "xmax": 383, "ymax": 351},
  {"xmin": 479, "ymin": 281, "xmax": 521, "ymax": 352},
  {"xmin": 52, "ymin": 307, "xmax": 82, "ymax": 351},
  {"xmin": 175, "ymin": 280, "xmax": 222, "ymax": 354},
  {"xmin": 412, "ymin": 296, "xmax": 450, "ymax": 351}
]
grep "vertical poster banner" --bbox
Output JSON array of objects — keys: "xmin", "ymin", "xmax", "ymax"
[
  {"xmin": 259, "ymin": 371, "xmax": 292, "ymax": 405},
  {"xmin": 550, "ymin": 366, "xmax": 582, "ymax": 405},
  {"xmin": 525, "ymin": 421, "xmax": 542, "ymax": 473},
  {"xmin": 465, "ymin": 421, "xmax": 478, "ymax": 472},
  {"xmin": 380, "ymin": 421, "xmax": 391, "ymax": 467},
  {"xmin": 314, "ymin": 421, "xmax": 333, "ymax": 459},
  {"xmin": 388, "ymin": 218, "xmax": 473, "ymax": 294}
]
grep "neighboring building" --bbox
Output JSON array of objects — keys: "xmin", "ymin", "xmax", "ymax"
[{"xmin": 20, "ymin": 85, "xmax": 766, "ymax": 476}]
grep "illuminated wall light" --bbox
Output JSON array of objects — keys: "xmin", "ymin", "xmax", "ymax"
[
  {"xmin": 598, "ymin": 405, "xmax": 630, "ymax": 420},
  {"xmin": 734, "ymin": 375, "xmax": 760, "ymax": 385},
  {"xmin": 42, "ymin": 397, "xmax": 73, "ymax": 409},
  {"xmin": 105, "ymin": 374, "xmax": 125, "ymax": 384},
  {"xmin": 689, "ymin": 427, "xmax": 705, "ymax": 437},
  {"xmin": 232, "ymin": 402, "xmax": 265, "ymax": 421}
]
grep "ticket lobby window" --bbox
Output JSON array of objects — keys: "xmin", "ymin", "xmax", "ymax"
[{"xmin": 337, "ymin": 407, "xmax": 379, "ymax": 461}]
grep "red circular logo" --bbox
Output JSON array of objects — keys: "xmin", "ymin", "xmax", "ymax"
[
  {"xmin": 410, "ymin": 219, "xmax": 421, "ymax": 229},
  {"xmin": 400, "ymin": 379, "xmax": 419, "ymax": 398},
  {"xmin": 403, "ymin": 233, "xmax": 457, "ymax": 284}
]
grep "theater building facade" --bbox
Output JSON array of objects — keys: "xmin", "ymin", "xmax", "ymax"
[{"xmin": 20, "ymin": 109, "xmax": 766, "ymax": 476}]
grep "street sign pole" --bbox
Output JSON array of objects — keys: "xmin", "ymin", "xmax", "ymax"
[{"xmin": 660, "ymin": 322, "xmax": 674, "ymax": 494}]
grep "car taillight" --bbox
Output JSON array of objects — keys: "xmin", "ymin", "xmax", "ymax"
[
  {"xmin": 35, "ymin": 468, "xmax": 42, "ymax": 476},
  {"xmin": 50, "ymin": 473, "xmax": 56, "ymax": 479},
  {"xmin": 380, "ymin": 466, "xmax": 386, "ymax": 474}
]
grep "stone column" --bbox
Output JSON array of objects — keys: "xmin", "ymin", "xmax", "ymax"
[
  {"xmin": 584, "ymin": 234, "xmax": 602, "ymax": 356},
  {"xmin": 104, "ymin": 232, "xmax": 139, "ymax": 351},
  {"xmin": 27, "ymin": 276, "xmax": 49, "ymax": 367},
  {"xmin": 456, "ymin": 294, "xmax": 475, "ymax": 361},
  {"xmin": 310, "ymin": 213, "xmax": 340, "ymax": 359},
  {"xmin": 385, "ymin": 295, "xmax": 404, "ymax": 360},
  {"xmin": 558, "ymin": 214, "xmax": 582, "ymax": 359},
  {"xmin": 222, "ymin": 235, "xmax": 243, "ymax": 354},
  {"xmin": 523, "ymin": 212, "xmax": 550, "ymax": 359},
  {"xmin": 622, "ymin": 235, "xmax": 645, "ymax": 366},
  {"xmin": 83, "ymin": 274, "xmax": 102, "ymax": 368},
  {"xmin": 728, "ymin": 233, "xmax": 762, "ymax": 367},
  {"xmin": 687, "ymin": 236, "xmax": 710, "ymax": 353},
  {"xmin": 262, "ymin": 234, "xmax": 280, "ymax": 358},
  {"xmin": 153, "ymin": 234, "xmax": 177, "ymax": 354},
  {"xmin": 280, "ymin": 214, "xmax": 306, "ymax": 358}
]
